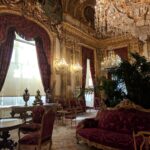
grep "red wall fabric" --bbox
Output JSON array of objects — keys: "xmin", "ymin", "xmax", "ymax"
[
  {"xmin": 0, "ymin": 14, "xmax": 51, "ymax": 91},
  {"xmin": 114, "ymin": 47, "xmax": 128, "ymax": 60}
]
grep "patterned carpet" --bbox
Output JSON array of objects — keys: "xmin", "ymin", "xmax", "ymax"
[{"xmin": 10, "ymin": 111, "xmax": 98, "ymax": 150}]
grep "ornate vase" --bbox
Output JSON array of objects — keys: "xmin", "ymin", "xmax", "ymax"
[{"xmin": 23, "ymin": 88, "xmax": 30, "ymax": 107}]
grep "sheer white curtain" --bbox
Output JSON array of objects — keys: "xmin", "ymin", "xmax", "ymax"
[
  {"xmin": 0, "ymin": 33, "xmax": 45, "ymax": 106},
  {"xmin": 85, "ymin": 59, "xmax": 94, "ymax": 107}
]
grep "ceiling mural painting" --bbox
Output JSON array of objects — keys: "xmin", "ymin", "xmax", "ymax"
[
  {"xmin": 41, "ymin": 0, "xmax": 63, "ymax": 25},
  {"xmin": 65, "ymin": 0, "xmax": 95, "ymax": 24},
  {"xmin": 83, "ymin": 6, "xmax": 95, "ymax": 28}
]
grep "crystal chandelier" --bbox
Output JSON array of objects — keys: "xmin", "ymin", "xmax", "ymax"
[
  {"xmin": 70, "ymin": 63, "xmax": 82, "ymax": 73},
  {"xmin": 101, "ymin": 51, "xmax": 121, "ymax": 70},
  {"xmin": 55, "ymin": 58, "xmax": 68, "ymax": 73},
  {"xmin": 95, "ymin": 0, "xmax": 150, "ymax": 41}
]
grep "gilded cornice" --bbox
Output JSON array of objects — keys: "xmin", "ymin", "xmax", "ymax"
[
  {"xmin": 0, "ymin": 1, "xmax": 57, "ymax": 38},
  {"xmin": 98, "ymin": 35, "xmax": 137, "ymax": 48},
  {"xmin": 63, "ymin": 22, "xmax": 99, "ymax": 48}
]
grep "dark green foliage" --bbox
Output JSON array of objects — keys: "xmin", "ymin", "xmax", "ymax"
[
  {"xmin": 78, "ymin": 76, "xmax": 125, "ymax": 107},
  {"xmin": 98, "ymin": 76, "xmax": 125, "ymax": 107},
  {"xmin": 78, "ymin": 53, "xmax": 150, "ymax": 109},
  {"xmin": 113, "ymin": 52, "xmax": 150, "ymax": 109}
]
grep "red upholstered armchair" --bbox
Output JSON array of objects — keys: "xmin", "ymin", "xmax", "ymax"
[
  {"xmin": 18, "ymin": 109, "xmax": 55, "ymax": 150},
  {"xmin": 18, "ymin": 106, "xmax": 45, "ymax": 139},
  {"xmin": 65, "ymin": 108, "xmax": 77, "ymax": 126}
]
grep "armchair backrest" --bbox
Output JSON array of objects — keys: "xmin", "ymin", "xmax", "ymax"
[
  {"xmin": 32, "ymin": 106, "xmax": 45, "ymax": 124},
  {"xmin": 40, "ymin": 109, "xmax": 55, "ymax": 142}
]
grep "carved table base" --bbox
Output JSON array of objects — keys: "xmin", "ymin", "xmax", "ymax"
[{"xmin": 0, "ymin": 131, "xmax": 17, "ymax": 150}]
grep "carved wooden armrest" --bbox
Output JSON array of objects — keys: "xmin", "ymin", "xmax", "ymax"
[{"xmin": 133, "ymin": 130, "xmax": 150, "ymax": 150}]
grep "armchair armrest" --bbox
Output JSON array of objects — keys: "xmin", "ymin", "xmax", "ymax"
[
  {"xmin": 133, "ymin": 130, "xmax": 150, "ymax": 150},
  {"xmin": 77, "ymin": 118, "xmax": 98, "ymax": 130}
]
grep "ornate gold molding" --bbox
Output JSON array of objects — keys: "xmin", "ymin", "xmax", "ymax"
[
  {"xmin": 0, "ymin": 0, "xmax": 59, "ymax": 38},
  {"xmin": 62, "ymin": 22, "xmax": 99, "ymax": 48},
  {"xmin": 109, "ymin": 99, "xmax": 150, "ymax": 112}
]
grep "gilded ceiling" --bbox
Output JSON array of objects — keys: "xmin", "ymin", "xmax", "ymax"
[
  {"xmin": 62, "ymin": 0, "xmax": 95, "ymax": 28},
  {"xmin": 0, "ymin": 0, "xmax": 96, "ymax": 32},
  {"xmin": 39, "ymin": 0, "xmax": 96, "ymax": 27}
]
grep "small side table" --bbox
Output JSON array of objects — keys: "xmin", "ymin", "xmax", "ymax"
[{"xmin": 0, "ymin": 118, "xmax": 24, "ymax": 150}]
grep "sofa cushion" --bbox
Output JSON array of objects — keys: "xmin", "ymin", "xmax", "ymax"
[
  {"xmin": 97, "ymin": 108, "xmax": 150, "ymax": 134},
  {"xmin": 98, "ymin": 109, "xmax": 133, "ymax": 134},
  {"xmin": 78, "ymin": 128, "xmax": 142, "ymax": 150},
  {"xmin": 19, "ymin": 132, "xmax": 40, "ymax": 145},
  {"xmin": 77, "ymin": 128, "xmax": 98, "ymax": 140}
]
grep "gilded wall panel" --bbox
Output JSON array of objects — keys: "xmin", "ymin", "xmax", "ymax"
[{"xmin": 66, "ymin": 47, "xmax": 73, "ymax": 86}]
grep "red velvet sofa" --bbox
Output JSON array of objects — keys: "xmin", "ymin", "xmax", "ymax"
[{"xmin": 76, "ymin": 103, "xmax": 150, "ymax": 150}]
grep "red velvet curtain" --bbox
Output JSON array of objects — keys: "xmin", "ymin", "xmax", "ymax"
[
  {"xmin": 82, "ymin": 47, "xmax": 95, "ymax": 89},
  {"xmin": 0, "ymin": 14, "xmax": 51, "ymax": 91},
  {"xmin": 82, "ymin": 47, "xmax": 95, "ymax": 106},
  {"xmin": 114, "ymin": 47, "xmax": 128, "ymax": 60},
  {"xmin": 35, "ymin": 38, "xmax": 50, "ymax": 91},
  {"xmin": 0, "ymin": 28, "xmax": 15, "ymax": 91},
  {"xmin": 82, "ymin": 48, "xmax": 87, "ymax": 90}
]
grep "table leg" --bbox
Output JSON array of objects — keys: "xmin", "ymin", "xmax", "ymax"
[{"xmin": 0, "ymin": 131, "xmax": 17, "ymax": 150}]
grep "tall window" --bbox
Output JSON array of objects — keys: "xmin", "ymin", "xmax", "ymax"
[
  {"xmin": 0, "ymin": 33, "xmax": 45, "ymax": 106},
  {"xmin": 85, "ymin": 59, "xmax": 94, "ymax": 107}
]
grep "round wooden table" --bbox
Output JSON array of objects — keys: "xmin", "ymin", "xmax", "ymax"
[{"xmin": 0, "ymin": 118, "xmax": 24, "ymax": 150}]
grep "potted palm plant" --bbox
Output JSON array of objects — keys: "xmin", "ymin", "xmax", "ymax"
[
  {"xmin": 113, "ymin": 52, "xmax": 150, "ymax": 109},
  {"xmin": 78, "ymin": 52, "xmax": 150, "ymax": 109}
]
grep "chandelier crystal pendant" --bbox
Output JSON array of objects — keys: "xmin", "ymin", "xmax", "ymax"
[
  {"xmin": 95, "ymin": 0, "xmax": 150, "ymax": 41},
  {"xmin": 101, "ymin": 51, "xmax": 121, "ymax": 70},
  {"xmin": 55, "ymin": 58, "xmax": 69, "ymax": 73},
  {"xmin": 70, "ymin": 63, "xmax": 82, "ymax": 73}
]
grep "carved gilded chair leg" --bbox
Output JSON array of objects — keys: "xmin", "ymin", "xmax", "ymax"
[{"xmin": 133, "ymin": 131, "xmax": 137, "ymax": 150}]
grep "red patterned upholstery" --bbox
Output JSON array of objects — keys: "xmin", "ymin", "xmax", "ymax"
[
  {"xmin": 58, "ymin": 99, "xmax": 68, "ymax": 110},
  {"xmin": 41, "ymin": 109, "xmax": 55, "ymax": 141},
  {"xmin": 19, "ymin": 123, "xmax": 41, "ymax": 133},
  {"xmin": 78, "ymin": 128, "xmax": 139, "ymax": 150},
  {"xmin": 32, "ymin": 106, "xmax": 45, "ymax": 123},
  {"xmin": 76, "ymin": 108, "xmax": 150, "ymax": 150},
  {"xmin": 18, "ymin": 109, "xmax": 55, "ymax": 149},
  {"xmin": 18, "ymin": 132, "xmax": 40, "ymax": 145},
  {"xmin": 98, "ymin": 109, "xmax": 150, "ymax": 134},
  {"xmin": 19, "ymin": 106, "xmax": 45, "ymax": 138}
]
